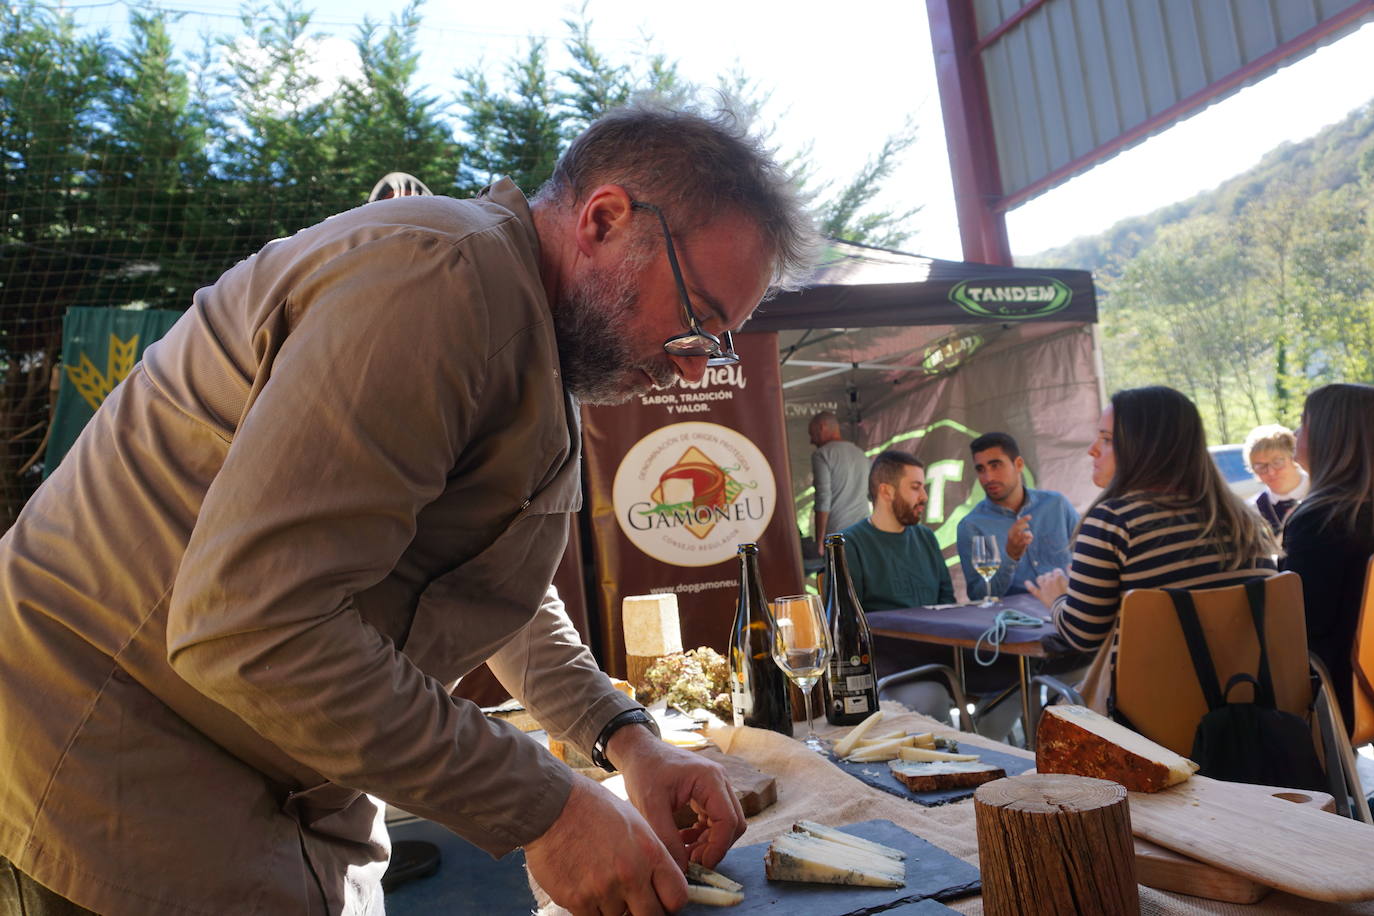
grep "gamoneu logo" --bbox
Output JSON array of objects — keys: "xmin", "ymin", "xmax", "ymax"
[
  {"xmin": 949, "ymin": 277, "xmax": 1072, "ymax": 319},
  {"xmin": 613, "ymin": 422, "xmax": 777, "ymax": 567}
]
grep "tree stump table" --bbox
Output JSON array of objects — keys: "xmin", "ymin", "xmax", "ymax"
[{"xmin": 974, "ymin": 773, "xmax": 1139, "ymax": 915}]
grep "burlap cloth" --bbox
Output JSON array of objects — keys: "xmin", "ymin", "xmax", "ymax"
[{"xmin": 536, "ymin": 701, "xmax": 1374, "ymax": 914}]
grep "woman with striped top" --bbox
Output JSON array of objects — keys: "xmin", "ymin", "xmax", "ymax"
[{"xmin": 1028, "ymin": 387, "xmax": 1278, "ymax": 700}]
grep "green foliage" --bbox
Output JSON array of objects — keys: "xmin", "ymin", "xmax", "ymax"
[
  {"xmin": 1084, "ymin": 103, "xmax": 1374, "ymax": 443},
  {"xmin": 0, "ymin": 0, "xmax": 922, "ymax": 524}
]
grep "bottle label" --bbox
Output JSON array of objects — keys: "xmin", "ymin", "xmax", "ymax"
[
  {"xmin": 731, "ymin": 667, "xmax": 751, "ymax": 725},
  {"xmin": 842, "ymin": 695, "xmax": 872, "ymax": 714},
  {"xmin": 843, "ymin": 673, "xmax": 875, "ymax": 691}
]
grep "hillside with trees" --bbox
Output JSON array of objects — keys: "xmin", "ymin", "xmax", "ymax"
[{"xmin": 1023, "ymin": 100, "xmax": 1374, "ymax": 442}]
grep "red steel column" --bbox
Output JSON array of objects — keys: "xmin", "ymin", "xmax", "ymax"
[{"xmin": 927, "ymin": 0, "xmax": 1013, "ymax": 266}]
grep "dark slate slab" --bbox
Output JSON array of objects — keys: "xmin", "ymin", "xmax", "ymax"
[
  {"xmin": 680, "ymin": 818, "xmax": 980, "ymax": 916},
  {"xmin": 881, "ymin": 900, "xmax": 961, "ymax": 914},
  {"xmin": 383, "ymin": 818, "xmax": 534, "ymax": 915},
  {"xmin": 829, "ymin": 746, "xmax": 1034, "ymax": 806}
]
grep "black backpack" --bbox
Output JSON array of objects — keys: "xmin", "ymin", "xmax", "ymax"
[{"xmin": 1167, "ymin": 581, "xmax": 1327, "ymax": 792}]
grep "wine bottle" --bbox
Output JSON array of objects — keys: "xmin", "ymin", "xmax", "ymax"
[
  {"xmin": 728, "ymin": 543, "xmax": 793, "ymax": 736},
  {"xmin": 822, "ymin": 533, "xmax": 880, "ymax": 725}
]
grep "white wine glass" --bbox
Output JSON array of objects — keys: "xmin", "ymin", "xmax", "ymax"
[
  {"xmin": 972, "ymin": 534, "xmax": 1001, "ymax": 607},
  {"xmin": 770, "ymin": 594, "xmax": 833, "ymax": 753}
]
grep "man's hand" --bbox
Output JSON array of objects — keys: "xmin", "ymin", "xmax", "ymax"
[
  {"xmin": 524, "ymin": 773, "xmax": 688, "ymax": 916},
  {"xmin": 1005, "ymin": 515, "xmax": 1033, "ymax": 561},
  {"xmin": 609, "ymin": 724, "xmax": 746, "ymax": 868},
  {"xmin": 1026, "ymin": 568, "xmax": 1069, "ymax": 608}
]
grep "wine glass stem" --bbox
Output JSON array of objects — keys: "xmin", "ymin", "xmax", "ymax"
[{"xmin": 803, "ymin": 683, "xmax": 816, "ymax": 738}]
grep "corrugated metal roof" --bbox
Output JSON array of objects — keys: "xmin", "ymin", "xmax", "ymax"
[{"xmin": 973, "ymin": 0, "xmax": 1374, "ymax": 207}]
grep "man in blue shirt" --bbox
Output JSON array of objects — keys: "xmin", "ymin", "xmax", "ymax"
[{"xmin": 956, "ymin": 432, "xmax": 1079, "ymax": 602}]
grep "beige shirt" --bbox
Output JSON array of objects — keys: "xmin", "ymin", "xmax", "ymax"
[{"xmin": 0, "ymin": 180, "xmax": 638, "ymax": 915}]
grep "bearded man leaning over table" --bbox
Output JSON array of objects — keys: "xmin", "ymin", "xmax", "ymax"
[{"xmin": 0, "ymin": 102, "xmax": 818, "ymax": 916}]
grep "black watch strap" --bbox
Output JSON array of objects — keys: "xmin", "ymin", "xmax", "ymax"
[{"xmin": 591, "ymin": 708, "xmax": 660, "ymax": 772}]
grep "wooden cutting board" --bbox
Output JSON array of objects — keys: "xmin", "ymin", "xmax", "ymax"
[
  {"xmin": 1128, "ymin": 775, "xmax": 1374, "ymax": 902},
  {"xmin": 673, "ymin": 747, "xmax": 777, "ymax": 826},
  {"xmin": 602, "ymin": 746, "xmax": 778, "ymax": 826},
  {"xmin": 1132, "ymin": 785, "xmax": 1334, "ymax": 903}
]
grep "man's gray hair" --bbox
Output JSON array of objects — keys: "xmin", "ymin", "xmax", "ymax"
[{"xmin": 534, "ymin": 100, "xmax": 819, "ymax": 294}]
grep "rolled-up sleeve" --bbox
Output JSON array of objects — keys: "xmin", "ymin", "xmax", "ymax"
[
  {"xmin": 167, "ymin": 229, "xmax": 573, "ymax": 854},
  {"xmin": 812, "ymin": 449, "xmax": 832, "ymax": 512}
]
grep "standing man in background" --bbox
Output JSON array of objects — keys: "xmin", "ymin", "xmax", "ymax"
[
  {"xmin": 809, "ymin": 410, "xmax": 870, "ymax": 550},
  {"xmin": 957, "ymin": 432, "xmax": 1078, "ymax": 602}
]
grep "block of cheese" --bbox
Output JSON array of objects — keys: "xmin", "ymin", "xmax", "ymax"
[
  {"xmin": 888, "ymin": 758, "xmax": 1006, "ymax": 792},
  {"xmin": 764, "ymin": 831, "xmax": 905, "ymax": 888},
  {"xmin": 1036, "ymin": 705, "xmax": 1199, "ymax": 793}
]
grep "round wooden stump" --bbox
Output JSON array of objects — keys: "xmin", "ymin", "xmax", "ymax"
[
  {"xmin": 974, "ymin": 773, "xmax": 1139, "ymax": 916},
  {"xmin": 625, "ymin": 653, "xmax": 669, "ymax": 697}
]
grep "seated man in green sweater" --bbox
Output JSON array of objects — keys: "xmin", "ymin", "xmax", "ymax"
[
  {"xmin": 840, "ymin": 450, "xmax": 955, "ymax": 718},
  {"xmin": 840, "ymin": 450, "xmax": 954, "ymax": 608}
]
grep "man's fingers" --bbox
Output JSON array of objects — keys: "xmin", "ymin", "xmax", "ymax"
[
  {"xmin": 639, "ymin": 797, "xmax": 688, "ymax": 868},
  {"xmin": 643, "ymin": 860, "xmax": 687, "ymax": 915}
]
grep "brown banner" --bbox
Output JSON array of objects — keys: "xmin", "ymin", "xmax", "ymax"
[{"xmin": 582, "ymin": 332, "xmax": 805, "ymax": 678}]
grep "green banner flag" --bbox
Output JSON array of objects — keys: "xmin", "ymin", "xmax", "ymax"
[{"xmin": 45, "ymin": 307, "xmax": 182, "ymax": 476}]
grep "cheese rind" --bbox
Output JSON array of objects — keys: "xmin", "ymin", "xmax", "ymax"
[
  {"xmin": 1035, "ymin": 705, "xmax": 1199, "ymax": 793},
  {"xmin": 764, "ymin": 833, "xmax": 905, "ymax": 887},
  {"xmin": 888, "ymin": 759, "xmax": 1006, "ymax": 791}
]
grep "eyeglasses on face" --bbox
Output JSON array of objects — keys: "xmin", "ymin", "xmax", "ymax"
[
  {"xmin": 1251, "ymin": 456, "xmax": 1291, "ymax": 475},
  {"xmin": 630, "ymin": 200, "xmax": 739, "ymax": 368}
]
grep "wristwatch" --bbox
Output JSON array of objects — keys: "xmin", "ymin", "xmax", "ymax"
[{"xmin": 591, "ymin": 708, "xmax": 660, "ymax": 772}]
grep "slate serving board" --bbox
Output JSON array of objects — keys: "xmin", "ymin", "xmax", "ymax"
[
  {"xmin": 880, "ymin": 901, "xmax": 960, "ymax": 914},
  {"xmin": 828, "ymin": 746, "xmax": 1034, "ymax": 806},
  {"xmin": 680, "ymin": 818, "xmax": 980, "ymax": 916}
]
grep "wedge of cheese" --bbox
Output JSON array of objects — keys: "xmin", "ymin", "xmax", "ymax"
[
  {"xmin": 791, "ymin": 820, "xmax": 906, "ymax": 861},
  {"xmin": 831, "ymin": 710, "xmax": 884, "ymax": 758},
  {"xmin": 1036, "ymin": 705, "xmax": 1199, "ymax": 793},
  {"xmin": 888, "ymin": 758, "xmax": 1005, "ymax": 791},
  {"xmin": 765, "ymin": 831, "xmax": 905, "ymax": 888},
  {"xmin": 687, "ymin": 862, "xmax": 743, "ymax": 892}
]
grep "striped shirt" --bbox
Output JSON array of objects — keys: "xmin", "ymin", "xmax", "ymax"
[{"xmin": 1053, "ymin": 494, "xmax": 1278, "ymax": 652}]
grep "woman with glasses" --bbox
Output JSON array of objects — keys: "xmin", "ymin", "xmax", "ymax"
[
  {"xmin": 1244, "ymin": 423, "xmax": 1308, "ymax": 533},
  {"xmin": 1028, "ymin": 386, "xmax": 1278, "ymax": 711},
  {"xmin": 1283, "ymin": 382, "xmax": 1374, "ymax": 730}
]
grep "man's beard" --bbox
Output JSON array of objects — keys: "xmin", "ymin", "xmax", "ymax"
[
  {"xmin": 893, "ymin": 493, "xmax": 926, "ymax": 527},
  {"xmin": 554, "ymin": 262, "xmax": 676, "ymax": 405}
]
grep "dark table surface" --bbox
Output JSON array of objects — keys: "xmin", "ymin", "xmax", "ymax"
[{"xmin": 866, "ymin": 593, "xmax": 1074, "ymax": 658}]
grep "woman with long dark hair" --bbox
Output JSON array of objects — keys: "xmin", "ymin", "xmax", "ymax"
[
  {"xmin": 1283, "ymin": 382, "xmax": 1374, "ymax": 728},
  {"xmin": 1028, "ymin": 386, "xmax": 1278, "ymax": 709}
]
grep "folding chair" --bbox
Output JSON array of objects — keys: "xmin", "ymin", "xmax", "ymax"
[
  {"xmin": 1348, "ymin": 554, "xmax": 1374, "ymax": 752},
  {"xmin": 877, "ymin": 664, "xmax": 976, "ymax": 733},
  {"xmin": 1310, "ymin": 553, "xmax": 1374, "ymax": 819},
  {"xmin": 1111, "ymin": 572, "xmax": 1371, "ymax": 822}
]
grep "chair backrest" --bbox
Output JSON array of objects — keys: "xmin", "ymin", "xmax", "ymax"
[
  {"xmin": 1350, "ymin": 554, "xmax": 1374, "ymax": 746},
  {"xmin": 1113, "ymin": 572, "xmax": 1312, "ymax": 756}
]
